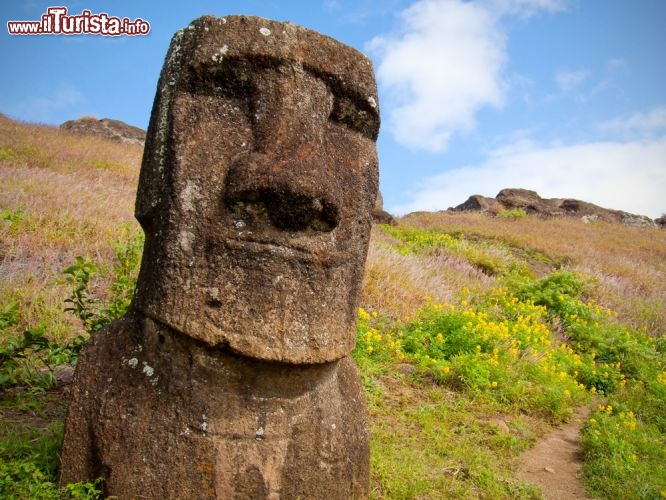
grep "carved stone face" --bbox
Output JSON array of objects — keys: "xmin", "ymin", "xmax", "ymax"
[{"xmin": 134, "ymin": 16, "xmax": 379, "ymax": 363}]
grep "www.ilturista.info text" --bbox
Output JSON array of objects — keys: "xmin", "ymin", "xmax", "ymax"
[{"xmin": 7, "ymin": 7, "xmax": 150, "ymax": 36}]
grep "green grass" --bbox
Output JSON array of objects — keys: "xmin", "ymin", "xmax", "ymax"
[
  {"xmin": 3, "ymin": 211, "xmax": 664, "ymax": 499},
  {"xmin": 0, "ymin": 419, "xmax": 65, "ymax": 499},
  {"xmin": 381, "ymin": 224, "xmax": 529, "ymax": 277},
  {"xmin": 352, "ymin": 226, "xmax": 665, "ymax": 499},
  {"xmin": 0, "ymin": 411, "xmax": 102, "ymax": 499}
]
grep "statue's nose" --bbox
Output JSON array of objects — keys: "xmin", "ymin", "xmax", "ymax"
[
  {"xmin": 224, "ymin": 66, "xmax": 340, "ymax": 233},
  {"xmin": 224, "ymin": 151, "xmax": 340, "ymax": 233}
]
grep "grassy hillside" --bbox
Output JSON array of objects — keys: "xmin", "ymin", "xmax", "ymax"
[{"xmin": 1, "ymin": 115, "xmax": 664, "ymax": 498}]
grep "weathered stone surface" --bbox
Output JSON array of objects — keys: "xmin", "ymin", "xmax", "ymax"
[
  {"xmin": 452, "ymin": 188, "xmax": 656, "ymax": 227},
  {"xmin": 371, "ymin": 191, "xmax": 395, "ymax": 224},
  {"xmin": 60, "ymin": 14, "xmax": 377, "ymax": 498},
  {"xmin": 60, "ymin": 117, "xmax": 146, "ymax": 146},
  {"xmin": 451, "ymin": 194, "xmax": 502, "ymax": 213},
  {"xmin": 134, "ymin": 14, "xmax": 379, "ymax": 364},
  {"xmin": 496, "ymin": 188, "xmax": 551, "ymax": 212},
  {"xmin": 60, "ymin": 313, "xmax": 369, "ymax": 498},
  {"xmin": 372, "ymin": 208, "xmax": 396, "ymax": 225}
]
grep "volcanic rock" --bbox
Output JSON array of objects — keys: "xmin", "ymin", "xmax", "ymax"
[
  {"xmin": 60, "ymin": 117, "xmax": 146, "ymax": 146},
  {"xmin": 60, "ymin": 14, "xmax": 378, "ymax": 498},
  {"xmin": 452, "ymin": 188, "xmax": 655, "ymax": 227}
]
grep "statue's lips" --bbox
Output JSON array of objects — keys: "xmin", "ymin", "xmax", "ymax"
[{"xmin": 222, "ymin": 231, "xmax": 345, "ymax": 266}]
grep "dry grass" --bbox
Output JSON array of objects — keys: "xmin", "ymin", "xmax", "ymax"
[
  {"xmin": 361, "ymin": 226, "xmax": 494, "ymax": 320},
  {"xmin": 1, "ymin": 115, "xmax": 141, "ymax": 340},
  {"xmin": 0, "ymin": 114, "xmax": 141, "ymax": 178},
  {"xmin": 1, "ymin": 113, "xmax": 664, "ymax": 340},
  {"xmin": 399, "ymin": 211, "xmax": 666, "ymax": 336}
]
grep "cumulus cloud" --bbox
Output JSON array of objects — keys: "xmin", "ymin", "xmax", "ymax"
[
  {"xmin": 392, "ymin": 136, "xmax": 666, "ymax": 218},
  {"xmin": 369, "ymin": 0, "xmax": 505, "ymax": 151},
  {"xmin": 369, "ymin": 0, "xmax": 567, "ymax": 152}
]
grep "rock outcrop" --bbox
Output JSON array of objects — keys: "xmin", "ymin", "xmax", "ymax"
[
  {"xmin": 452, "ymin": 188, "xmax": 656, "ymax": 227},
  {"xmin": 59, "ymin": 117, "xmax": 146, "ymax": 146},
  {"xmin": 372, "ymin": 190, "xmax": 396, "ymax": 225},
  {"xmin": 60, "ymin": 15, "xmax": 379, "ymax": 498}
]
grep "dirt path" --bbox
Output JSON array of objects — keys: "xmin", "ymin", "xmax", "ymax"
[{"xmin": 517, "ymin": 407, "xmax": 594, "ymax": 500}]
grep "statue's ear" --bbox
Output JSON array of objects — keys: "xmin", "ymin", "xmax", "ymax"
[
  {"xmin": 135, "ymin": 27, "xmax": 191, "ymax": 230},
  {"xmin": 135, "ymin": 92, "xmax": 170, "ymax": 232}
]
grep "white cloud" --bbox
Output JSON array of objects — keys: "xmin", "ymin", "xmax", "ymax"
[
  {"xmin": 369, "ymin": 0, "xmax": 567, "ymax": 152},
  {"xmin": 555, "ymin": 69, "xmax": 591, "ymax": 92},
  {"xmin": 599, "ymin": 107, "xmax": 666, "ymax": 140},
  {"xmin": 392, "ymin": 137, "xmax": 666, "ymax": 218},
  {"xmin": 369, "ymin": 0, "xmax": 505, "ymax": 151}
]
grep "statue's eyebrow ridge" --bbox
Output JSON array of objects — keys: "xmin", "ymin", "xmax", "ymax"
[{"xmin": 183, "ymin": 54, "xmax": 379, "ymax": 140}]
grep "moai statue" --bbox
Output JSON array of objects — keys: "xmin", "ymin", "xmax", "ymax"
[{"xmin": 59, "ymin": 15, "xmax": 379, "ymax": 499}]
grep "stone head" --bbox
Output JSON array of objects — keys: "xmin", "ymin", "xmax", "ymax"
[{"xmin": 133, "ymin": 15, "xmax": 379, "ymax": 363}]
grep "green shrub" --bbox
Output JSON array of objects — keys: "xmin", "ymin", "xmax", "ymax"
[
  {"xmin": 355, "ymin": 265, "xmax": 666, "ymax": 497},
  {"xmin": 64, "ymin": 227, "xmax": 143, "ymax": 334},
  {"xmin": 1, "ymin": 206, "xmax": 24, "ymax": 233},
  {"xmin": 0, "ymin": 421, "xmax": 102, "ymax": 499},
  {"xmin": 497, "ymin": 208, "xmax": 527, "ymax": 219},
  {"xmin": 0, "ymin": 325, "xmax": 84, "ymax": 388},
  {"xmin": 0, "ymin": 147, "xmax": 17, "ymax": 161}
]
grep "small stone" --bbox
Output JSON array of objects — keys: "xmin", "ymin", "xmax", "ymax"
[
  {"xmin": 488, "ymin": 418, "xmax": 511, "ymax": 434},
  {"xmin": 53, "ymin": 364, "xmax": 75, "ymax": 387},
  {"xmin": 395, "ymin": 363, "xmax": 417, "ymax": 375}
]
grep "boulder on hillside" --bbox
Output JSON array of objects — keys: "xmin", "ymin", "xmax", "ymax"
[
  {"xmin": 655, "ymin": 215, "xmax": 666, "ymax": 229},
  {"xmin": 372, "ymin": 190, "xmax": 396, "ymax": 225},
  {"xmin": 451, "ymin": 194, "xmax": 502, "ymax": 213},
  {"xmin": 372, "ymin": 208, "xmax": 396, "ymax": 225},
  {"xmin": 496, "ymin": 188, "xmax": 562, "ymax": 214},
  {"xmin": 452, "ymin": 188, "xmax": 656, "ymax": 227},
  {"xmin": 60, "ymin": 117, "xmax": 146, "ymax": 146}
]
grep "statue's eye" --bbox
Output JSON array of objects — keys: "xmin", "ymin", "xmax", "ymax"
[
  {"xmin": 329, "ymin": 94, "xmax": 379, "ymax": 141},
  {"xmin": 188, "ymin": 58, "xmax": 257, "ymax": 101},
  {"xmin": 211, "ymin": 67, "xmax": 256, "ymax": 101}
]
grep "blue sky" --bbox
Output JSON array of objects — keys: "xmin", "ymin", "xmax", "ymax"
[{"xmin": 1, "ymin": 0, "xmax": 665, "ymax": 217}]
